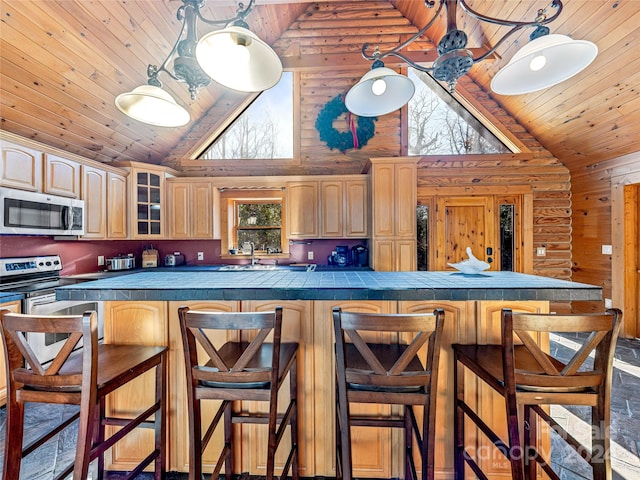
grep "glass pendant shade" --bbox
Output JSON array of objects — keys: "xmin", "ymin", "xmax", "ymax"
[
  {"xmin": 345, "ymin": 66, "xmax": 416, "ymax": 117},
  {"xmin": 115, "ymin": 85, "xmax": 190, "ymax": 127},
  {"xmin": 491, "ymin": 34, "xmax": 598, "ymax": 95},
  {"xmin": 196, "ymin": 25, "xmax": 283, "ymax": 92}
]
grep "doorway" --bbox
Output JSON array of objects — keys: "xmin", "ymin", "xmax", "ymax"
[{"xmin": 417, "ymin": 187, "xmax": 532, "ymax": 273}]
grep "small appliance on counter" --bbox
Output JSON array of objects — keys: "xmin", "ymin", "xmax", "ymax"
[
  {"xmin": 351, "ymin": 244, "xmax": 369, "ymax": 267},
  {"xmin": 106, "ymin": 254, "xmax": 135, "ymax": 271},
  {"xmin": 142, "ymin": 245, "xmax": 159, "ymax": 268},
  {"xmin": 165, "ymin": 252, "xmax": 185, "ymax": 267},
  {"xmin": 328, "ymin": 245, "xmax": 351, "ymax": 266}
]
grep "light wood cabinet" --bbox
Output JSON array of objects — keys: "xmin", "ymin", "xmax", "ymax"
[
  {"xmin": 44, "ymin": 153, "xmax": 80, "ymax": 198},
  {"xmin": 289, "ymin": 177, "xmax": 368, "ymax": 240},
  {"xmin": 0, "ymin": 140, "xmax": 42, "ymax": 191},
  {"xmin": 320, "ymin": 180, "xmax": 343, "ymax": 238},
  {"xmin": 344, "ymin": 178, "xmax": 368, "ymax": 238},
  {"xmin": 107, "ymin": 172, "xmax": 128, "ymax": 239},
  {"xmin": 320, "ymin": 177, "xmax": 369, "ymax": 239},
  {"xmin": 81, "ymin": 165, "xmax": 107, "ymax": 238},
  {"xmin": 369, "ymin": 158, "xmax": 418, "ymax": 271},
  {"xmin": 0, "ymin": 300, "xmax": 21, "ymax": 407},
  {"xmin": 287, "ymin": 181, "xmax": 319, "ymax": 238},
  {"xmin": 167, "ymin": 179, "xmax": 216, "ymax": 239},
  {"xmin": 103, "ymin": 301, "xmax": 168, "ymax": 472},
  {"xmin": 113, "ymin": 162, "xmax": 176, "ymax": 240}
]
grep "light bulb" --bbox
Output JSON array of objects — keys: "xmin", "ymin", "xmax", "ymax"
[
  {"xmin": 371, "ymin": 78, "xmax": 387, "ymax": 96},
  {"xmin": 529, "ymin": 54, "xmax": 547, "ymax": 72}
]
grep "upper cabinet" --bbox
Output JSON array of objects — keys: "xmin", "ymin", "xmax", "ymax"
[
  {"xmin": 114, "ymin": 161, "xmax": 177, "ymax": 240},
  {"xmin": 288, "ymin": 176, "xmax": 368, "ymax": 240},
  {"xmin": 0, "ymin": 140, "xmax": 43, "ymax": 191},
  {"xmin": 167, "ymin": 179, "xmax": 217, "ymax": 240},
  {"xmin": 287, "ymin": 181, "xmax": 319, "ymax": 239},
  {"xmin": 81, "ymin": 166, "xmax": 128, "ymax": 240},
  {"xmin": 44, "ymin": 153, "xmax": 80, "ymax": 198}
]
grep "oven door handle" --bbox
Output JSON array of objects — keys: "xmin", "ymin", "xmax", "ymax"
[{"xmin": 28, "ymin": 293, "xmax": 57, "ymax": 307}]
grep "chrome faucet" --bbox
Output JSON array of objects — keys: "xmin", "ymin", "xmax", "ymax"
[{"xmin": 249, "ymin": 242, "xmax": 256, "ymax": 265}]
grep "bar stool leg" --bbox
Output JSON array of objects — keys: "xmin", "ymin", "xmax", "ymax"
[
  {"xmin": 155, "ymin": 354, "xmax": 167, "ymax": 480},
  {"xmin": 3, "ymin": 397, "xmax": 24, "ymax": 479},
  {"xmin": 290, "ymin": 355, "xmax": 300, "ymax": 480},
  {"xmin": 504, "ymin": 388, "xmax": 525, "ymax": 480},
  {"xmin": 453, "ymin": 354, "xmax": 465, "ymax": 480},
  {"xmin": 592, "ymin": 398, "xmax": 609, "ymax": 480},
  {"xmin": 224, "ymin": 402, "xmax": 234, "ymax": 480}
]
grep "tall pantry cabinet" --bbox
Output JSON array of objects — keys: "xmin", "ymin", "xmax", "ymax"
[{"xmin": 368, "ymin": 157, "xmax": 418, "ymax": 271}]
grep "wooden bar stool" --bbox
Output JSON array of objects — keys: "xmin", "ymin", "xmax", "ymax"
[
  {"xmin": 0, "ymin": 309, "xmax": 167, "ymax": 480},
  {"xmin": 452, "ymin": 308, "xmax": 622, "ymax": 480},
  {"xmin": 332, "ymin": 307, "xmax": 445, "ymax": 480},
  {"xmin": 178, "ymin": 305, "xmax": 299, "ymax": 480}
]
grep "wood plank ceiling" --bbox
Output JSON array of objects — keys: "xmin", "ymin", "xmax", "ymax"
[{"xmin": 1, "ymin": 0, "xmax": 638, "ymax": 173}]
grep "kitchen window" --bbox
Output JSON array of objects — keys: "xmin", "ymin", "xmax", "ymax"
[{"xmin": 220, "ymin": 189, "xmax": 288, "ymax": 257}]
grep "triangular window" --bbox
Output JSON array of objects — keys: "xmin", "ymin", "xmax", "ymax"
[
  {"xmin": 200, "ymin": 72, "xmax": 294, "ymax": 160},
  {"xmin": 407, "ymin": 69, "xmax": 511, "ymax": 155}
]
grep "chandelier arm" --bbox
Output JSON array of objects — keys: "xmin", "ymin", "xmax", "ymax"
[
  {"xmin": 471, "ymin": 24, "xmax": 526, "ymax": 63},
  {"xmin": 458, "ymin": 0, "xmax": 563, "ymax": 28},
  {"xmin": 378, "ymin": 50, "xmax": 435, "ymax": 73},
  {"xmin": 150, "ymin": 7, "xmax": 192, "ymax": 84},
  {"xmin": 195, "ymin": 0, "xmax": 255, "ymax": 26},
  {"xmin": 361, "ymin": 0, "xmax": 445, "ymax": 61}
]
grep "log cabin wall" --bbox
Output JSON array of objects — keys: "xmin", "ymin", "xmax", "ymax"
[{"xmin": 570, "ymin": 152, "xmax": 640, "ymax": 337}]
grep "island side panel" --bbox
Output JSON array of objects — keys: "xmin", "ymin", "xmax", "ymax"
[{"xmin": 103, "ymin": 301, "xmax": 168, "ymax": 472}]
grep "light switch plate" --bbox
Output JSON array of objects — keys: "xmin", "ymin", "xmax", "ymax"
[
  {"xmin": 197, "ymin": 252, "xmax": 204, "ymax": 261},
  {"xmin": 602, "ymin": 245, "xmax": 613, "ymax": 255},
  {"xmin": 308, "ymin": 251, "xmax": 314, "ymax": 260},
  {"xmin": 97, "ymin": 255, "xmax": 105, "ymax": 266},
  {"xmin": 536, "ymin": 247, "xmax": 546, "ymax": 256}
]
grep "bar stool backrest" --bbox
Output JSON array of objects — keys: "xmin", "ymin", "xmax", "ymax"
[
  {"xmin": 179, "ymin": 307, "xmax": 283, "ymax": 388},
  {"xmin": 502, "ymin": 308, "xmax": 622, "ymax": 392},
  {"xmin": 0, "ymin": 310, "xmax": 98, "ymax": 403},
  {"xmin": 333, "ymin": 309, "xmax": 444, "ymax": 391}
]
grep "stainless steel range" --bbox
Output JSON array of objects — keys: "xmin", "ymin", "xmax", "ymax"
[{"xmin": 0, "ymin": 254, "xmax": 104, "ymax": 363}]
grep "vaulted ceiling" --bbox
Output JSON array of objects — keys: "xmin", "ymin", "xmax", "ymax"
[{"xmin": 1, "ymin": 0, "xmax": 638, "ymax": 174}]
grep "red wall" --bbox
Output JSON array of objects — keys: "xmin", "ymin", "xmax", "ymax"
[{"xmin": 0, "ymin": 236, "xmax": 367, "ymax": 275}]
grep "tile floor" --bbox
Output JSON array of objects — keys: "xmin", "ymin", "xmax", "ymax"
[{"xmin": 0, "ymin": 336, "xmax": 638, "ymax": 479}]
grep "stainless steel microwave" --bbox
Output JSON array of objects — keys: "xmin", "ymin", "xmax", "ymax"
[{"xmin": 0, "ymin": 187, "xmax": 85, "ymax": 236}]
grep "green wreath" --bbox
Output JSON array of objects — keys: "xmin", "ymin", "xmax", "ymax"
[{"xmin": 315, "ymin": 95, "xmax": 376, "ymax": 152}]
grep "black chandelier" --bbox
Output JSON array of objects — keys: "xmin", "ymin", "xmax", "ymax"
[
  {"xmin": 115, "ymin": 0, "xmax": 283, "ymax": 127},
  {"xmin": 345, "ymin": 0, "xmax": 598, "ymax": 117}
]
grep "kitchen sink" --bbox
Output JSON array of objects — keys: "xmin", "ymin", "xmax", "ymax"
[{"xmin": 218, "ymin": 264, "xmax": 278, "ymax": 271}]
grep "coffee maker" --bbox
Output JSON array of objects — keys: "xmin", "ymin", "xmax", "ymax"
[
  {"xmin": 351, "ymin": 244, "xmax": 368, "ymax": 267},
  {"xmin": 328, "ymin": 245, "xmax": 350, "ymax": 266}
]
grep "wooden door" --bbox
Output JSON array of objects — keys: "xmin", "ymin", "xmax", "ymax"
[
  {"xmin": 435, "ymin": 196, "xmax": 495, "ymax": 270},
  {"xmin": 107, "ymin": 172, "xmax": 127, "ymax": 239},
  {"xmin": 0, "ymin": 141, "xmax": 42, "ymax": 191},
  {"xmin": 320, "ymin": 180, "xmax": 344, "ymax": 238},
  {"xmin": 43, "ymin": 153, "xmax": 80, "ymax": 198}
]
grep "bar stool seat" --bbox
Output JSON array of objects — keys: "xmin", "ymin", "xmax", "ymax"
[
  {"xmin": 0, "ymin": 309, "xmax": 167, "ymax": 480},
  {"xmin": 452, "ymin": 308, "xmax": 622, "ymax": 480},
  {"xmin": 178, "ymin": 305, "xmax": 299, "ymax": 480},
  {"xmin": 333, "ymin": 307, "xmax": 445, "ymax": 480}
]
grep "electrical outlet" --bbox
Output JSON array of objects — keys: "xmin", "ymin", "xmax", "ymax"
[
  {"xmin": 97, "ymin": 255, "xmax": 105, "ymax": 266},
  {"xmin": 602, "ymin": 245, "xmax": 613, "ymax": 255},
  {"xmin": 536, "ymin": 247, "xmax": 546, "ymax": 257},
  {"xmin": 197, "ymin": 252, "xmax": 204, "ymax": 261},
  {"xmin": 605, "ymin": 298, "xmax": 613, "ymax": 309},
  {"xmin": 307, "ymin": 251, "xmax": 314, "ymax": 260}
]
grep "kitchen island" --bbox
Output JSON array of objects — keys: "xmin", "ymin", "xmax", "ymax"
[{"xmin": 56, "ymin": 270, "xmax": 601, "ymax": 480}]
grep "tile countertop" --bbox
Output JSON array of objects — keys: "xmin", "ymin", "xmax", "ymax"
[
  {"xmin": 55, "ymin": 270, "xmax": 602, "ymax": 302},
  {"xmin": 0, "ymin": 292, "xmax": 24, "ymax": 303}
]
